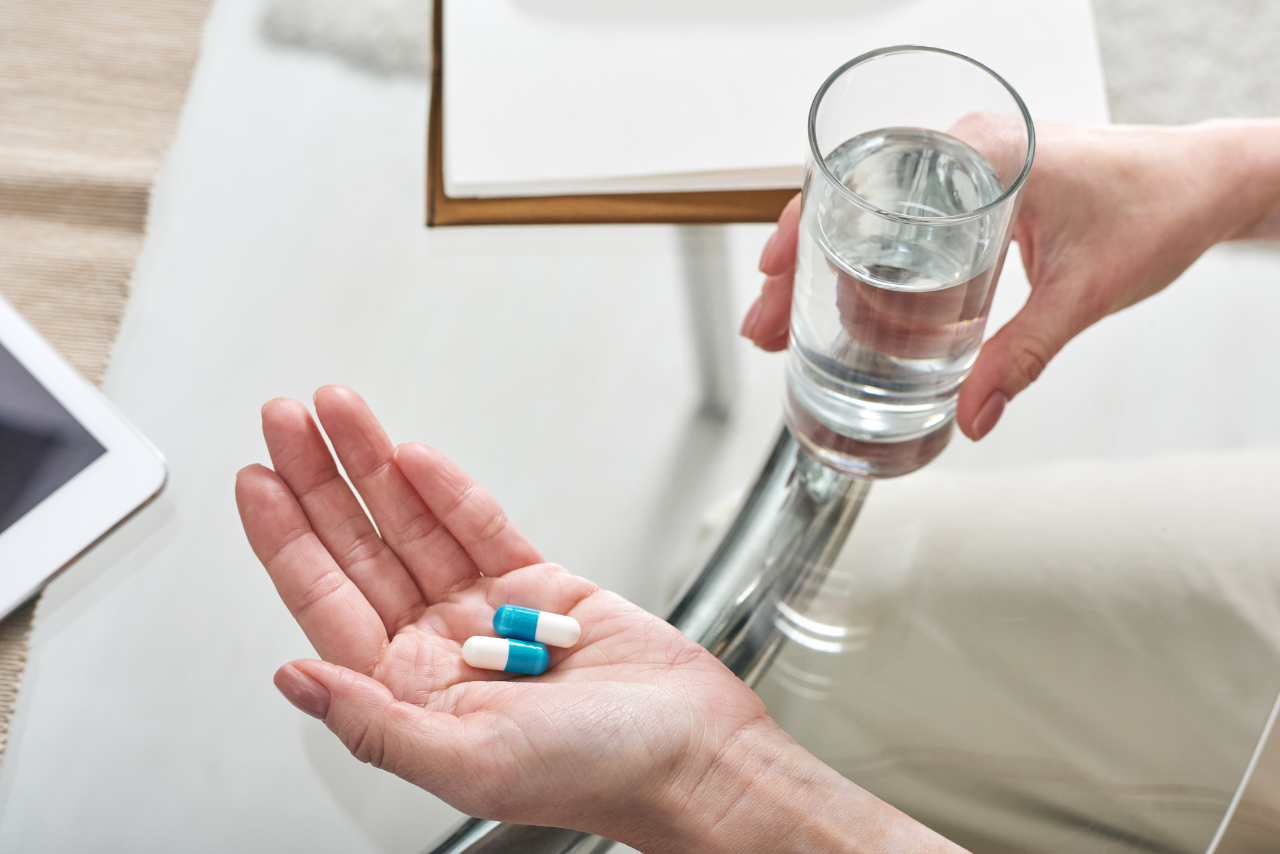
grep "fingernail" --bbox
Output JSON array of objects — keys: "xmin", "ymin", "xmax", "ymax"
[
  {"xmin": 740, "ymin": 298, "xmax": 763, "ymax": 339},
  {"xmin": 758, "ymin": 231, "xmax": 779, "ymax": 272},
  {"xmin": 276, "ymin": 664, "xmax": 331, "ymax": 721},
  {"xmin": 972, "ymin": 391, "xmax": 1008, "ymax": 441}
]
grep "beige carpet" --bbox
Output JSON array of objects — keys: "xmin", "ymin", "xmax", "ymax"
[{"xmin": 0, "ymin": 0, "xmax": 212, "ymax": 764}]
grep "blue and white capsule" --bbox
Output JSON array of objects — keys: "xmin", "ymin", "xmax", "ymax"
[
  {"xmin": 493, "ymin": 605, "xmax": 581, "ymax": 648},
  {"xmin": 462, "ymin": 636, "xmax": 550, "ymax": 676}
]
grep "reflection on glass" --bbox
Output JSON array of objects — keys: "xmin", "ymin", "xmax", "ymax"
[
  {"xmin": 785, "ymin": 48, "xmax": 1033, "ymax": 479},
  {"xmin": 756, "ymin": 453, "xmax": 1280, "ymax": 853},
  {"xmin": 0, "ymin": 342, "xmax": 106, "ymax": 533}
]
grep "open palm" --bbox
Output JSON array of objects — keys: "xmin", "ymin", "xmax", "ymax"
[{"xmin": 234, "ymin": 385, "xmax": 768, "ymax": 836}]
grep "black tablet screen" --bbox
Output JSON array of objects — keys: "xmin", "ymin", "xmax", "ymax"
[{"xmin": 0, "ymin": 342, "xmax": 106, "ymax": 533}]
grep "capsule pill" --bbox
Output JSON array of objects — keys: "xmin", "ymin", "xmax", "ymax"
[
  {"xmin": 493, "ymin": 605, "xmax": 581, "ymax": 648},
  {"xmin": 462, "ymin": 636, "xmax": 550, "ymax": 675}
]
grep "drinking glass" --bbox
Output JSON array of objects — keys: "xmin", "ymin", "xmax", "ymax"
[{"xmin": 784, "ymin": 46, "xmax": 1034, "ymax": 478}]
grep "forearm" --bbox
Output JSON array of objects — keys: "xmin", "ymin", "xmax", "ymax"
[
  {"xmin": 623, "ymin": 719, "xmax": 968, "ymax": 854},
  {"xmin": 1200, "ymin": 119, "xmax": 1280, "ymax": 242},
  {"xmin": 1233, "ymin": 194, "xmax": 1280, "ymax": 241}
]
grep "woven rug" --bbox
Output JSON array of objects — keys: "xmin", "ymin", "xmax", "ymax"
[{"xmin": 0, "ymin": 0, "xmax": 211, "ymax": 764}]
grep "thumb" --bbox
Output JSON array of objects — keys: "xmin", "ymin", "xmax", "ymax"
[
  {"xmin": 275, "ymin": 660, "xmax": 464, "ymax": 790},
  {"xmin": 956, "ymin": 285, "xmax": 1091, "ymax": 441}
]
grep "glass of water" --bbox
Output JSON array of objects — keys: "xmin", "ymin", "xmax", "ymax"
[{"xmin": 785, "ymin": 46, "xmax": 1034, "ymax": 479}]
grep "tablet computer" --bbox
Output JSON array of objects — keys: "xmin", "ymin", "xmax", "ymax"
[{"xmin": 0, "ymin": 295, "xmax": 166, "ymax": 620}]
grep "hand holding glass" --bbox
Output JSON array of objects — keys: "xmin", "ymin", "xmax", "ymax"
[{"xmin": 785, "ymin": 47, "xmax": 1035, "ymax": 478}]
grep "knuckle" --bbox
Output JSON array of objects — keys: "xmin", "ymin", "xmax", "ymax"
[
  {"xmin": 266, "ymin": 524, "xmax": 312, "ymax": 567},
  {"xmin": 440, "ymin": 482, "xmax": 478, "ymax": 520},
  {"xmin": 294, "ymin": 568, "xmax": 346, "ymax": 617},
  {"xmin": 343, "ymin": 717, "xmax": 388, "ymax": 771},
  {"xmin": 294, "ymin": 467, "xmax": 345, "ymax": 503},
  {"xmin": 337, "ymin": 525, "xmax": 388, "ymax": 569},
  {"xmin": 468, "ymin": 510, "xmax": 510, "ymax": 547},
  {"xmin": 1009, "ymin": 339, "xmax": 1051, "ymax": 388},
  {"xmin": 398, "ymin": 511, "xmax": 445, "ymax": 550},
  {"xmin": 353, "ymin": 456, "xmax": 396, "ymax": 484}
]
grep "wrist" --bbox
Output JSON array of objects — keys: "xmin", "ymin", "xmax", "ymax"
[
  {"xmin": 1187, "ymin": 119, "xmax": 1280, "ymax": 242},
  {"xmin": 624, "ymin": 718, "xmax": 967, "ymax": 854}
]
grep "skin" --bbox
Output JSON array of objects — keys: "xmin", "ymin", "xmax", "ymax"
[
  {"xmin": 742, "ymin": 119, "xmax": 1280, "ymax": 441},
  {"xmin": 239, "ymin": 124, "xmax": 1280, "ymax": 851},
  {"xmin": 236, "ymin": 385, "xmax": 966, "ymax": 853}
]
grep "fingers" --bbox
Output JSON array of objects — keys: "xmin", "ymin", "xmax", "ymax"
[
  {"xmin": 758, "ymin": 193, "xmax": 802, "ymax": 276},
  {"xmin": 946, "ymin": 112, "xmax": 1030, "ymax": 190},
  {"xmin": 236, "ymin": 465, "xmax": 388, "ymax": 673},
  {"xmin": 746, "ymin": 274, "xmax": 794, "ymax": 351},
  {"xmin": 406, "ymin": 563, "xmax": 595, "ymax": 644},
  {"xmin": 393, "ymin": 442, "xmax": 544, "ymax": 578},
  {"xmin": 744, "ymin": 193, "xmax": 802, "ymax": 350},
  {"xmin": 261, "ymin": 399, "xmax": 426, "ymax": 635},
  {"xmin": 956, "ymin": 284, "xmax": 1094, "ymax": 440},
  {"xmin": 313, "ymin": 386, "xmax": 499, "ymax": 602}
]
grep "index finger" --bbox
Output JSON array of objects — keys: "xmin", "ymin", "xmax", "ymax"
[
  {"xmin": 236, "ymin": 464, "xmax": 389, "ymax": 674},
  {"xmin": 759, "ymin": 192, "xmax": 802, "ymax": 276}
]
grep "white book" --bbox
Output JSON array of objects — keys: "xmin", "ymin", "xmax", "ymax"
[{"xmin": 443, "ymin": 0, "xmax": 1110, "ymax": 199}]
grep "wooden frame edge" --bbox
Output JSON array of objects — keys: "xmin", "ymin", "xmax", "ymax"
[{"xmin": 426, "ymin": 0, "xmax": 797, "ymax": 227}]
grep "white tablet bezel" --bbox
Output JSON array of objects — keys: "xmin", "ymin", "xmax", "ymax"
[{"xmin": 0, "ymin": 296, "xmax": 167, "ymax": 619}]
